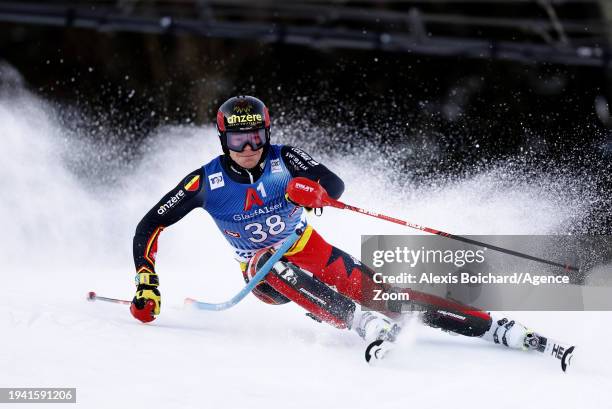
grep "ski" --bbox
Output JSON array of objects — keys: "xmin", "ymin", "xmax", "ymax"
[
  {"xmin": 534, "ymin": 336, "xmax": 576, "ymax": 373},
  {"xmin": 365, "ymin": 339, "xmax": 395, "ymax": 363},
  {"xmin": 365, "ymin": 337, "xmax": 576, "ymax": 373}
]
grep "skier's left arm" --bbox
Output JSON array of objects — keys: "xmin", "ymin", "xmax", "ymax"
[{"xmin": 280, "ymin": 145, "xmax": 345, "ymax": 199}]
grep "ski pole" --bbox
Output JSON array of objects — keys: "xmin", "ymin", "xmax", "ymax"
[
  {"xmin": 87, "ymin": 291, "xmax": 131, "ymax": 305},
  {"xmin": 87, "ymin": 228, "xmax": 303, "ymax": 312},
  {"xmin": 185, "ymin": 226, "xmax": 303, "ymax": 311},
  {"xmin": 286, "ymin": 178, "xmax": 579, "ymax": 272}
]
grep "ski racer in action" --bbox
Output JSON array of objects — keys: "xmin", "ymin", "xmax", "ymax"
[{"xmin": 130, "ymin": 95, "xmax": 554, "ymax": 360}]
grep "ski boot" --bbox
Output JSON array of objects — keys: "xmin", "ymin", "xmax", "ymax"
[
  {"xmin": 484, "ymin": 317, "xmax": 541, "ymax": 350},
  {"xmin": 353, "ymin": 311, "xmax": 402, "ymax": 363},
  {"xmin": 483, "ymin": 316, "xmax": 576, "ymax": 372}
]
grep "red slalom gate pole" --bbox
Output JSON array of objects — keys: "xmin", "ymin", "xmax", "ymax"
[{"xmin": 286, "ymin": 177, "xmax": 579, "ymax": 272}]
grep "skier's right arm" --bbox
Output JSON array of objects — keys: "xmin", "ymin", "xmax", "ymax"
[{"xmin": 130, "ymin": 169, "xmax": 206, "ymax": 322}]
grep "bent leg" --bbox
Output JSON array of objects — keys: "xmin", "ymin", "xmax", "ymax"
[
  {"xmin": 247, "ymin": 227, "xmax": 533, "ymax": 349},
  {"xmin": 247, "ymin": 246, "xmax": 400, "ymax": 343},
  {"xmin": 246, "ymin": 247, "xmax": 357, "ymax": 328},
  {"xmin": 280, "ymin": 227, "xmax": 498, "ymax": 340},
  {"xmin": 283, "ymin": 226, "xmax": 398, "ymax": 317}
]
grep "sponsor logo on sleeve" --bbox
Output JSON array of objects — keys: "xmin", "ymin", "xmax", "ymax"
[
  {"xmin": 292, "ymin": 147, "xmax": 319, "ymax": 166},
  {"xmin": 270, "ymin": 158, "xmax": 282, "ymax": 173},
  {"xmin": 208, "ymin": 172, "xmax": 225, "ymax": 190},
  {"xmin": 157, "ymin": 190, "xmax": 186, "ymax": 215},
  {"xmin": 184, "ymin": 174, "xmax": 201, "ymax": 192}
]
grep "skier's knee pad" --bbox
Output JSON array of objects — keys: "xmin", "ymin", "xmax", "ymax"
[{"xmin": 243, "ymin": 249, "xmax": 291, "ymax": 305}]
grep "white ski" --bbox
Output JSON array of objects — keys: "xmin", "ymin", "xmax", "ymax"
[
  {"xmin": 365, "ymin": 337, "xmax": 576, "ymax": 373},
  {"xmin": 365, "ymin": 339, "xmax": 395, "ymax": 363},
  {"xmin": 535, "ymin": 336, "xmax": 576, "ymax": 372}
]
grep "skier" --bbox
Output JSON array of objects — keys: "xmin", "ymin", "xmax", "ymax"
[{"xmin": 131, "ymin": 95, "xmax": 543, "ymax": 354}]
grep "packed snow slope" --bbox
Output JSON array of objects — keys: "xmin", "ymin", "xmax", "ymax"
[{"xmin": 1, "ymin": 72, "xmax": 610, "ymax": 409}]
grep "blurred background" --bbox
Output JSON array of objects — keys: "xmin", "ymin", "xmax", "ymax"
[{"xmin": 1, "ymin": 0, "xmax": 611, "ymax": 233}]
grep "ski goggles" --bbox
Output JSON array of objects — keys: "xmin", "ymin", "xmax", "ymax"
[{"xmin": 225, "ymin": 129, "xmax": 267, "ymax": 152}]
